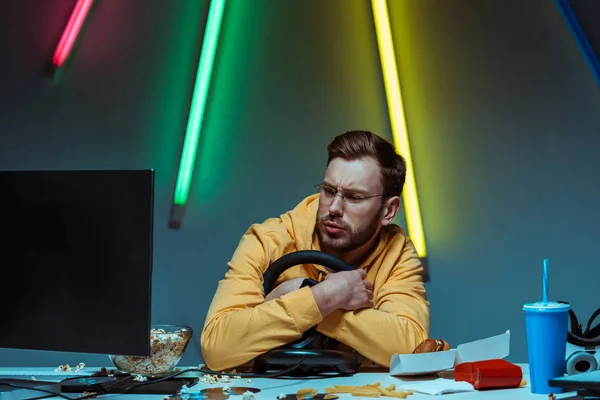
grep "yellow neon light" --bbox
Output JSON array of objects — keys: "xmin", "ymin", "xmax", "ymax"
[{"xmin": 371, "ymin": 0, "xmax": 426, "ymax": 258}]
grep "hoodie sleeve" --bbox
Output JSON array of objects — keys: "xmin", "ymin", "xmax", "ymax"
[
  {"xmin": 316, "ymin": 238, "xmax": 430, "ymax": 367},
  {"xmin": 200, "ymin": 224, "xmax": 324, "ymax": 371}
]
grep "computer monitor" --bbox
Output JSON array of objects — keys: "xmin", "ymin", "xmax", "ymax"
[{"xmin": 0, "ymin": 169, "xmax": 154, "ymax": 357}]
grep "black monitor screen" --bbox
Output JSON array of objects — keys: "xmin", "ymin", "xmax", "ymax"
[{"xmin": 0, "ymin": 170, "xmax": 153, "ymax": 357}]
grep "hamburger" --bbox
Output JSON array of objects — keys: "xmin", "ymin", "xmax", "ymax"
[{"xmin": 412, "ymin": 338, "xmax": 451, "ymax": 354}]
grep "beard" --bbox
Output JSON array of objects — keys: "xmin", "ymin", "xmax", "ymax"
[{"xmin": 315, "ymin": 205, "xmax": 383, "ymax": 255}]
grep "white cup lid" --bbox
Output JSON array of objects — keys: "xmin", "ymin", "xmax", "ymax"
[{"xmin": 523, "ymin": 301, "xmax": 570, "ymax": 311}]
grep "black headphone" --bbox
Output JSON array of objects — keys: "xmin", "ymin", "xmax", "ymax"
[{"xmin": 558, "ymin": 301, "xmax": 600, "ymax": 348}]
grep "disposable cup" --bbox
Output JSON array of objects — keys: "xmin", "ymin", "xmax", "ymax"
[{"xmin": 523, "ymin": 301, "xmax": 570, "ymax": 394}]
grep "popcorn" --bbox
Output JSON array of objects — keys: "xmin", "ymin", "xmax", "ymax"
[
  {"xmin": 55, "ymin": 364, "xmax": 72, "ymax": 372},
  {"xmin": 242, "ymin": 390, "xmax": 256, "ymax": 400},
  {"xmin": 278, "ymin": 393, "xmax": 287, "ymax": 399},
  {"xmin": 220, "ymin": 375, "xmax": 232, "ymax": 383},
  {"xmin": 222, "ymin": 386, "xmax": 231, "ymax": 393},
  {"xmin": 200, "ymin": 374, "xmax": 219, "ymax": 384},
  {"xmin": 247, "ymin": 379, "xmax": 252, "ymax": 384},
  {"xmin": 110, "ymin": 328, "xmax": 189, "ymax": 377},
  {"xmin": 179, "ymin": 384, "xmax": 191, "ymax": 394},
  {"xmin": 179, "ymin": 384, "xmax": 192, "ymax": 400},
  {"xmin": 133, "ymin": 374, "xmax": 147, "ymax": 382},
  {"xmin": 54, "ymin": 362, "xmax": 86, "ymax": 374}
]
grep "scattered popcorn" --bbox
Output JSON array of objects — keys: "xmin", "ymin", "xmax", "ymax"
[
  {"xmin": 55, "ymin": 364, "xmax": 72, "ymax": 372},
  {"xmin": 200, "ymin": 374, "xmax": 219, "ymax": 384},
  {"xmin": 198, "ymin": 363, "xmax": 206, "ymax": 369},
  {"xmin": 80, "ymin": 391, "xmax": 97, "ymax": 398},
  {"xmin": 133, "ymin": 374, "xmax": 147, "ymax": 382},
  {"xmin": 247, "ymin": 379, "xmax": 252, "ymax": 384},
  {"xmin": 30, "ymin": 377, "xmax": 36, "ymax": 381},
  {"xmin": 222, "ymin": 386, "xmax": 231, "ymax": 393},
  {"xmin": 278, "ymin": 393, "xmax": 286, "ymax": 399},
  {"xmin": 54, "ymin": 363, "xmax": 86, "ymax": 374},
  {"xmin": 179, "ymin": 384, "xmax": 191, "ymax": 400},
  {"xmin": 179, "ymin": 384, "xmax": 191, "ymax": 395},
  {"xmin": 242, "ymin": 390, "xmax": 256, "ymax": 400},
  {"xmin": 220, "ymin": 375, "xmax": 232, "ymax": 383}
]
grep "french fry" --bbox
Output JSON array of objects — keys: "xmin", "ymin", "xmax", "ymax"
[
  {"xmin": 351, "ymin": 390, "xmax": 380, "ymax": 397},
  {"xmin": 376, "ymin": 386, "xmax": 407, "ymax": 399},
  {"xmin": 297, "ymin": 389, "xmax": 318, "ymax": 395},
  {"xmin": 324, "ymin": 383, "xmax": 411, "ymax": 398}
]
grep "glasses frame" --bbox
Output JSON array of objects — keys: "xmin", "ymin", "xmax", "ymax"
[{"xmin": 314, "ymin": 183, "xmax": 386, "ymax": 205}]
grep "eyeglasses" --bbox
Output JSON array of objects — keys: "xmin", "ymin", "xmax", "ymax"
[{"xmin": 315, "ymin": 183, "xmax": 384, "ymax": 206}]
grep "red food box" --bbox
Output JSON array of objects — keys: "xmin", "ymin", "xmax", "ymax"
[{"xmin": 454, "ymin": 359, "xmax": 522, "ymax": 390}]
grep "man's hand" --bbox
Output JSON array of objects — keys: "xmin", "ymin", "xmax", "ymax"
[
  {"xmin": 264, "ymin": 277, "xmax": 306, "ymax": 302},
  {"xmin": 311, "ymin": 269, "xmax": 373, "ymax": 317},
  {"xmin": 325, "ymin": 269, "xmax": 374, "ymax": 310}
]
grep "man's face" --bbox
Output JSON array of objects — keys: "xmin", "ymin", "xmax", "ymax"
[{"xmin": 315, "ymin": 156, "xmax": 386, "ymax": 256}]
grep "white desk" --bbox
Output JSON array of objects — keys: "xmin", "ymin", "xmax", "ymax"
[{"xmin": 0, "ymin": 364, "xmax": 578, "ymax": 399}]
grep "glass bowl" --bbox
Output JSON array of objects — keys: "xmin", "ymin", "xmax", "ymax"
[{"xmin": 109, "ymin": 324, "xmax": 193, "ymax": 378}]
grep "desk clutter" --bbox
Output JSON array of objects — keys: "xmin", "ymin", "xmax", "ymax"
[
  {"xmin": 0, "ymin": 368, "xmax": 199, "ymax": 398},
  {"xmin": 60, "ymin": 374, "xmax": 198, "ymax": 396}
]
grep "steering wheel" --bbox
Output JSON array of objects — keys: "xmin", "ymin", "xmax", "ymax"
[{"xmin": 262, "ymin": 250, "xmax": 354, "ymax": 349}]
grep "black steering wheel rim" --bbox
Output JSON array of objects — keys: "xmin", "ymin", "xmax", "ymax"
[{"xmin": 263, "ymin": 250, "xmax": 354, "ymax": 295}]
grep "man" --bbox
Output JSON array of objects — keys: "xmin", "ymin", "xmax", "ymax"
[{"xmin": 201, "ymin": 130, "xmax": 430, "ymax": 371}]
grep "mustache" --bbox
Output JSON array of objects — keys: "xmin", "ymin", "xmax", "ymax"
[{"xmin": 320, "ymin": 215, "xmax": 348, "ymax": 229}]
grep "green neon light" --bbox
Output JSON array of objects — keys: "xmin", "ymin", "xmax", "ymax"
[{"xmin": 173, "ymin": 0, "xmax": 226, "ymax": 205}]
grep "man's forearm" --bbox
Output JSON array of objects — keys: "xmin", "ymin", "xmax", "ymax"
[
  {"xmin": 201, "ymin": 287, "xmax": 323, "ymax": 371},
  {"xmin": 317, "ymin": 308, "xmax": 429, "ymax": 367},
  {"xmin": 310, "ymin": 282, "xmax": 339, "ymax": 318}
]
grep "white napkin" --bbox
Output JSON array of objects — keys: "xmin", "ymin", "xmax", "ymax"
[{"xmin": 396, "ymin": 378, "xmax": 475, "ymax": 396}]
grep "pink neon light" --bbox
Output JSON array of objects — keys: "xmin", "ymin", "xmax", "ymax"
[{"xmin": 52, "ymin": 0, "xmax": 94, "ymax": 67}]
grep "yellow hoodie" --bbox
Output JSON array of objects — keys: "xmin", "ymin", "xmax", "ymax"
[{"xmin": 201, "ymin": 194, "xmax": 430, "ymax": 371}]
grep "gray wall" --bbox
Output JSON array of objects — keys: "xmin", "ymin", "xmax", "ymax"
[{"xmin": 0, "ymin": 0, "xmax": 598, "ymax": 368}]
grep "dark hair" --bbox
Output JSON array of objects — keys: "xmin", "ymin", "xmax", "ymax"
[{"xmin": 326, "ymin": 130, "xmax": 407, "ymax": 197}]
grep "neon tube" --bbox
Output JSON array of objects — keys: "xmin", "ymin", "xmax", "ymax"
[
  {"xmin": 52, "ymin": 0, "xmax": 94, "ymax": 67},
  {"xmin": 173, "ymin": 0, "xmax": 227, "ymax": 207},
  {"xmin": 554, "ymin": 0, "xmax": 600, "ymax": 86},
  {"xmin": 371, "ymin": 0, "xmax": 427, "ymax": 258}
]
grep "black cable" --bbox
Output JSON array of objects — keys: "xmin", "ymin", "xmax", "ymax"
[{"xmin": 0, "ymin": 382, "xmax": 99, "ymax": 400}]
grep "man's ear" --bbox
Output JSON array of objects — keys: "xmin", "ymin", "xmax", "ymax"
[{"xmin": 381, "ymin": 196, "xmax": 401, "ymax": 226}]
